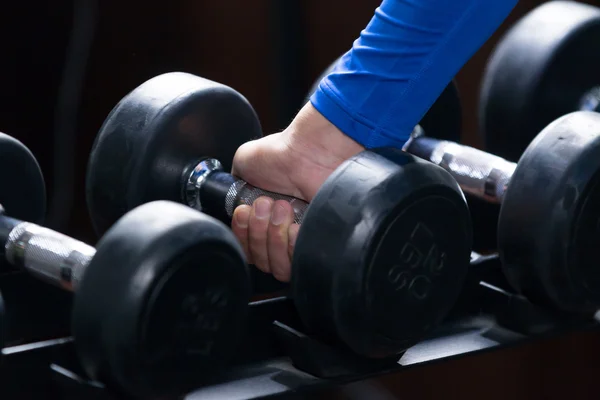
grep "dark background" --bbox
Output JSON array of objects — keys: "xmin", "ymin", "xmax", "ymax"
[{"xmin": 1, "ymin": 0, "xmax": 600, "ymax": 397}]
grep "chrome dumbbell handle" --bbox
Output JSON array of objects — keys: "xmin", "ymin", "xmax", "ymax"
[
  {"xmin": 404, "ymin": 135, "xmax": 517, "ymax": 204},
  {"xmin": 185, "ymin": 159, "xmax": 308, "ymax": 224},
  {"xmin": 1, "ymin": 215, "xmax": 95, "ymax": 292}
]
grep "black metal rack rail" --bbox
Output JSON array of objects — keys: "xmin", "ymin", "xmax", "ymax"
[{"xmin": 0, "ymin": 254, "xmax": 597, "ymax": 399}]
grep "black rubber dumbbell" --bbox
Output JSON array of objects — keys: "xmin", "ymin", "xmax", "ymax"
[
  {"xmin": 480, "ymin": 1, "xmax": 600, "ymax": 162},
  {"xmin": 0, "ymin": 206, "xmax": 5, "ymax": 364},
  {"xmin": 304, "ymin": 55, "xmax": 463, "ymax": 144},
  {"xmin": 0, "ymin": 286, "xmax": 5, "ymax": 363},
  {"xmin": 404, "ymin": 111, "xmax": 600, "ymax": 315},
  {"xmin": 0, "ymin": 134, "xmax": 46, "ymax": 275},
  {"xmin": 86, "ymin": 72, "xmax": 473, "ymax": 361},
  {"xmin": 303, "ymin": 59, "xmax": 505, "ymax": 252},
  {"xmin": 0, "ymin": 132, "xmax": 251, "ymax": 398},
  {"xmin": 0, "ymin": 131, "xmax": 46, "ymax": 363}
]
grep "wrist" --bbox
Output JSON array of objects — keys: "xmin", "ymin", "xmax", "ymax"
[{"xmin": 285, "ymin": 103, "xmax": 365, "ymax": 164}]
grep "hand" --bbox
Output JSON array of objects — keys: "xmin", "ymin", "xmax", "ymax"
[{"xmin": 230, "ymin": 103, "xmax": 364, "ymax": 282}]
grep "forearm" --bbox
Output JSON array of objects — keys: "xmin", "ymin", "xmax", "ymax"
[{"xmin": 311, "ymin": 0, "xmax": 519, "ymax": 148}]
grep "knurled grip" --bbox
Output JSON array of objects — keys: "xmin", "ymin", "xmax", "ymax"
[
  {"xmin": 5, "ymin": 222, "xmax": 95, "ymax": 291},
  {"xmin": 225, "ymin": 180, "xmax": 307, "ymax": 224},
  {"xmin": 405, "ymin": 137, "xmax": 517, "ymax": 203},
  {"xmin": 186, "ymin": 159, "xmax": 308, "ymax": 224}
]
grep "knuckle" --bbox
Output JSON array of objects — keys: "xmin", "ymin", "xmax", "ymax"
[{"xmin": 269, "ymin": 226, "xmax": 286, "ymax": 244}]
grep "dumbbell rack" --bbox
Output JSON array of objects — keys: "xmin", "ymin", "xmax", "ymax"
[{"xmin": 0, "ymin": 254, "xmax": 597, "ymax": 399}]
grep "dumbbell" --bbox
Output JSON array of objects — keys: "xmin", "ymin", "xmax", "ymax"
[
  {"xmin": 305, "ymin": 55, "xmax": 463, "ymax": 143},
  {"xmin": 404, "ymin": 110, "xmax": 600, "ymax": 314},
  {"xmin": 0, "ymin": 287, "xmax": 4, "ymax": 362},
  {"xmin": 306, "ymin": 62, "xmax": 500, "ymax": 250},
  {"xmin": 480, "ymin": 1, "xmax": 600, "ymax": 162},
  {"xmin": 0, "ymin": 130, "xmax": 45, "ymax": 361},
  {"xmin": 0, "ymin": 132, "xmax": 251, "ymax": 398},
  {"xmin": 0, "ymin": 134, "xmax": 46, "ymax": 275},
  {"xmin": 86, "ymin": 72, "xmax": 473, "ymax": 360}
]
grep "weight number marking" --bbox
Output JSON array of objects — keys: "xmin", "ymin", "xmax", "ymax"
[
  {"xmin": 172, "ymin": 288, "xmax": 229, "ymax": 357},
  {"xmin": 387, "ymin": 222, "xmax": 446, "ymax": 300}
]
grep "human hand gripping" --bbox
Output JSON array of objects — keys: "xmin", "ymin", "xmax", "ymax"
[
  {"xmin": 230, "ymin": 0, "xmax": 519, "ymax": 282},
  {"xmin": 230, "ymin": 103, "xmax": 364, "ymax": 282}
]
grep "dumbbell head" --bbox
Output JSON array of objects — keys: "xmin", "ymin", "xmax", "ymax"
[
  {"xmin": 0, "ymin": 289, "xmax": 5, "ymax": 360},
  {"xmin": 72, "ymin": 200, "xmax": 251, "ymax": 398},
  {"xmin": 0, "ymin": 133, "xmax": 43, "ymax": 359},
  {"xmin": 305, "ymin": 55, "xmax": 463, "ymax": 143},
  {"xmin": 499, "ymin": 111, "xmax": 600, "ymax": 314},
  {"xmin": 86, "ymin": 72, "xmax": 262, "ymax": 236},
  {"xmin": 0, "ymin": 133, "xmax": 46, "ymax": 225},
  {"xmin": 292, "ymin": 149, "xmax": 472, "ymax": 357},
  {"xmin": 480, "ymin": 1, "xmax": 600, "ymax": 161}
]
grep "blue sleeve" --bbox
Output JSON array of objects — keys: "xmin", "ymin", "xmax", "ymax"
[{"xmin": 310, "ymin": 0, "xmax": 519, "ymax": 149}]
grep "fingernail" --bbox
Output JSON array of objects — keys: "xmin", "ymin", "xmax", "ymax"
[
  {"xmin": 271, "ymin": 203, "xmax": 287, "ymax": 226},
  {"xmin": 254, "ymin": 198, "xmax": 272, "ymax": 219},
  {"xmin": 235, "ymin": 206, "xmax": 250, "ymax": 228}
]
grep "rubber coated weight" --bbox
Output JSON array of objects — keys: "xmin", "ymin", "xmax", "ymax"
[
  {"xmin": 0, "ymin": 133, "xmax": 46, "ymax": 225},
  {"xmin": 86, "ymin": 72, "xmax": 262, "ymax": 236},
  {"xmin": 0, "ymin": 289, "xmax": 5, "ymax": 360},
  {"xmin": 305, "ymin": 56, "xmax": 463, "ymax": 143},
  {"xmin": 0, "ymin": 133, "xmax": 46, "ymax": 274},
  {"xmin": 292, "ymin": 149, "xmax": 472, "ymax": 357},
  {"xmin": 499, "ymin": 111, "xmax": 600, "ymax": 313},
  {"xmin": 73, "ymin": 201, "xmax": 250, "ymax": 398},
  {"xmin": 480, "ymin": 1, "xmax": 600, "ymax": 162}
]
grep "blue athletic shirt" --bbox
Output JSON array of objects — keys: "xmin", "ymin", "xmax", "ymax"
[{"xmin": 310, "ymin": 0, "xmax": 519, "ymax": 148}]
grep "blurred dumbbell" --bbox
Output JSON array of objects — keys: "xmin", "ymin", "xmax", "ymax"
[
  {"xmin": 0, "ymin": 287, "xmax": 4, "ymax": 363},
  {"xmin": 481, "ymin": 1, "xmax": 600, "ymax": 162},
  {"xmin": 0, "ymin": 131, "xmax": 251, "ymax": 398},
  {"xmin": 86, "ymin": 72, "xmax": 473, "ymax": 360},
  {"xmin": 0, "ymin": 133, "xmax": 46, "ymax": 275},
  {"xmin": 305, "ymin": 55, "xmax": 463, "ymax": 144},
  {"xmin": 0, "ymin": 130, "xmax": 46, "ymax": 363},
  {"xmin": 405, "ymin": 111, "xmax": 600, "ymax": 314}
]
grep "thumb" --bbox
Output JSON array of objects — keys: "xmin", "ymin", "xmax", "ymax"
[
  {"xmin": 230, "ymin": 140, "xmax": 255, "ymax": 178},
  {"xmin": 230, "ymin": 133, "xmax": 297, "ymax": 197}
]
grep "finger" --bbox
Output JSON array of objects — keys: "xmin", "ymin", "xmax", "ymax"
[
  {"xmin": 268, "ymin": 201, "xmax": 294, "ymax": 282},
  {"xmin": 248, "ymin": 197, "xmax": 273, "ymax": 273},
  {"xmin": 231, "ymin": 205, "xmax": 253, "ymax": 264},
  {"xmin": 288, "ymin": 223, "xmax": 300, "ymax": 262}
]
